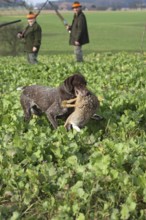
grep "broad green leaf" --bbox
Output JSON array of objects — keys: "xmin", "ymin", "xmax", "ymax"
[{"xmin": 76, "ymin": 213, "xmax": 85, "ymax": 220}]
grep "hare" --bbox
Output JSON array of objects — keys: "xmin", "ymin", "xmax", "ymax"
[{"xmin": 61, "ymin": 87, "xmax": 99, "ymax": 131}]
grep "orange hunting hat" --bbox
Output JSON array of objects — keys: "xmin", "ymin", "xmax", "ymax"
[
  {"xmin": 72, "ymin": 1, "xmax": 82, "ymax": 8},
  {"xmin": 26, "ymin": 12, "xmax": 36, "ymax": 19}
]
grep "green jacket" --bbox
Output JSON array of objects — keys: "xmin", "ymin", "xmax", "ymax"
[
  {"xmin": 69, "ymin": 11, "xmax": 89, "ymax": 46},
  {"xmin": 23, "ymin": 22, "xmax": 42, "ymax": 53}
]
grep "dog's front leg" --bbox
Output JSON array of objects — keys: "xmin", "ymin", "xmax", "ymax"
[
  {"xmin": 45, "ymin": 102, "xmax": 65, "ymax": 129},
  {"xmin": 45, "ymin": 110, "xmax": 58, "ymax": 129}
]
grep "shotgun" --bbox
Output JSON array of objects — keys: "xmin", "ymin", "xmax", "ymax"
[
  {"xmin": 35, "ymin": 0, "xmax": 49, "ymax": 17},
  {"xmin": 49, "ymin": 1, "xmax": 69, "ymax": 27},
  {"xmin": 0, "ymin": 19, "xmax": 21, "ymax": 28}
]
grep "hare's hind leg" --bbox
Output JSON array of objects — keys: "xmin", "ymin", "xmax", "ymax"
[{"xmin": 61, "ymin": 98, "xmax": 77, "ymax": 108}]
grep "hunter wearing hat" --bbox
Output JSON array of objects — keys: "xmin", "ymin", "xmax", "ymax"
[
  {"xmin": 17, "ymin": 12, "xmax": 42, "ymax": 64},
  {"xmin": 67, "ymin": 1, "xmax": 89, "ymax": 62}
]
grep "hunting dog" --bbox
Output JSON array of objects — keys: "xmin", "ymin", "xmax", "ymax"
[
  {"xmin": 19, "ymin": 73, "xmax": 87, "ymax": 129},
  {"xmin": 61, "ymin": 87, "xmax": 100, "ymax": 131}
]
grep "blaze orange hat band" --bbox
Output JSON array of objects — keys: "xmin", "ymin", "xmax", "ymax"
[
  {"xmin": 72, "ymin": 3, "xmax": 82, "ymax": 8},
  {"xmin": 27, "ymin": 13, "xmax": 36, "ymax": 19}
]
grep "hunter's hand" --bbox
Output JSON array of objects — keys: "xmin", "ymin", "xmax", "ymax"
[
  {"xmin": 75, "ymin": 41, "xmax": 80, "ymax": 46},
  {"xmin": 32, "ymin": 47, "xmax": 37, "ymax": 52},
  {"xmin": 66, "ymin": 25, "xmax": 71, "ymax": 30},
  {"xmin": 17, "ymin": 32, "xmax": 23, "ymax": 38}
]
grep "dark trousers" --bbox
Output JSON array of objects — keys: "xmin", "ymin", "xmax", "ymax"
[
  {"xmin": 74, "ymin": 45, "xmax": 83, "ymax": 62},
  {"xmin": 27, "ymin": 52, "xmax": 38, "ymax": 64}
]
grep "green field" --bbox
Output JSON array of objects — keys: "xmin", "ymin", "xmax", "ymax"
[{"xmin": 1, "ymin": 10, "xmax": 146, "ymax": 55}]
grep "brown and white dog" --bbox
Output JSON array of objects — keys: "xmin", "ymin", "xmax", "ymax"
[
  {"xmin": 18, "ymin": 73, "xmax": 87, "ymax": 129},
  {"xmin": 61, "ymin": 87, "xmax": 100, "ymax": 131}
]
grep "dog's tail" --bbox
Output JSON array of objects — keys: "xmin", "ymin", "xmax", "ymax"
[
  {"xmin": 17, "ymin": 86, "xmax": 27, "ymax": 91},
  {"xmin": 17, "ymin": 87, "xmax": 23, "ymax": 91}
]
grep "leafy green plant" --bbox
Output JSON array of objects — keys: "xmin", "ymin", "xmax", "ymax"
[{"xmin": 0, "ymin": 52, "xmax": 146, "ymax": 219}]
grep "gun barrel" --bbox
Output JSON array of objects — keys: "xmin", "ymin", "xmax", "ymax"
[
  {"xmin": 0, "ymin": 19, "xmax": 21, "ymax": 28},
  {"xmin": 49, "ymin": 1, "xmax": 68, "ymax": 26},
  {"xmin": 35, "ymin": 0, "xmax": 49, "ymax": 17}
]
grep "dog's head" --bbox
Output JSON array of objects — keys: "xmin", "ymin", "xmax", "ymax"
[
  {"xmin": 75, "ymin": 86, "xmax": 89, "ymax": 97},
  {"xmin": 63, "ymin": 73, "xmax": 87, "ymax": 94}
]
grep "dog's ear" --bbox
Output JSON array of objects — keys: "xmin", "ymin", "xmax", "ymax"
[
  {"xmin": 64, "ymin": 73, "xmax": 87, "ymax": 94},
  {"xmin": 64, "ymin": 74, "xmax": 76, "ymax": 93},
  {"xmin": 72, "ymin": 73, "xmax": 87, "ymax": 88}
]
